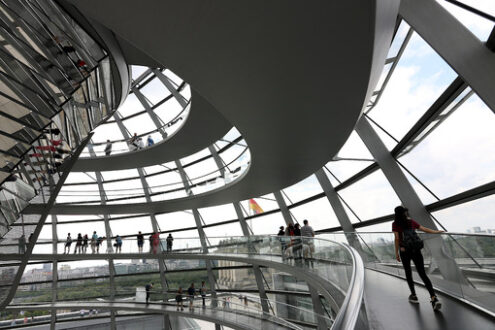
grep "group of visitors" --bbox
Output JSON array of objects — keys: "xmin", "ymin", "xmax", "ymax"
[
  {"xmin": 63, "ymin": 231, "xmax": 175, "ymax": 254},
  {"xmin": 128, "ymin": 133, "xmax": 155, "ymax": 152},
  {"xmin": 277, "ymin": 219, "xmax": 315, "ymax": 266},
  {"xmin": 137, "ymin": 231, "xmax": 174, "ymax": 254},
  {"xmin": 64, "ymin": 232, "xmax": 105, "ymax": 254},
  {"xmin": 103, "ymin": 134, "xmax": 155, "ymax": 156},
  {"xmin": 275, "ymin": 209, "xmax": 443, "ymax": 311},
  {"xmin": 175, "ymin": 281, "xmax": 208, "ymax": 311},
  {"xmin": 17, "ymin": 233, "xmax": 35, "ymax": 254},
  {"xmin": 62, "ymin": 206, "xmax": 443, "ymax": 314}
]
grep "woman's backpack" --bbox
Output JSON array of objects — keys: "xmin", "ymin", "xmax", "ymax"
[{"xmin": 401, "ymin": 227, "xmax": 424, "ymax": 251}]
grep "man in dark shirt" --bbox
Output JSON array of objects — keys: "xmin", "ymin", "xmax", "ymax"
[
  {"xmin": 293, "ymin": 223, "xmax": 302, "ymax": 263},
  {"xmin": 277, "ymin": 226, "xmax": 287, "ymax": 257},
  {"xmin": 187, "ymin": 283, "xmax": 196, "ymax": 311},
  {"xmin": 145, "ymin": 282, "xmax": 153, "ymax": 304},
  {"xmin": 137, "ymin": 231, "xmax": 144, "ymax": 253}
]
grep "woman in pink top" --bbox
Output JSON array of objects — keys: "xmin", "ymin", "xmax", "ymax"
[
  {"xmin": 151, "ymin": 232, "xmax": 160, "ymax": 254},
  {"xmin": 392, "ymin": 206, "xmax": 443, "ymax": 310}
]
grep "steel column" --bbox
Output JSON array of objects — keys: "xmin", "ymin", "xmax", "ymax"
[
  {"xmin": 356, "ymin": 116, "xmax": 467, "ymax": 284},
  {"xmin": 233, "ymin": 202, "xmax": 270, "ymax": 314},
  {"xmin": 175, "ymin": 160, "xmax": 219, "ymax": 311},
  {"xmin": 137, "ymin": 167, "xmax": 171, "ymax": 330},
  {"xmin": 314, "ymin": 169, "xmax": 365, "ymax": 256},
  {"xmin": 0, "ymin": 134, "xmax": 92, "ymax": 308},
  {"xmin": 50, "ymin": 215, "xmax": 58, "ymax": 330},
  {"xmin": 273, "ymin": 191, "xmax": 293, "ymax": 225},
  {"xmin": 400, "ymin": 0, "xmax": 495, "ymax": 113}
]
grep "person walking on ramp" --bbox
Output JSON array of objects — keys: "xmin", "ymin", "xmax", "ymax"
[{"xmin": 392, "ymin": 206, "xmax": 443, "ymax": 311}]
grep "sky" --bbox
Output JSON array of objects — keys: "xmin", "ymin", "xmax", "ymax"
[{"xmin": 32, "ymin": 2, "xmax": 495, "ymax": 254}]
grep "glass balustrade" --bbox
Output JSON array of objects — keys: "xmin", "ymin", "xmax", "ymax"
[
  {"xmin": 322, "ymin": 232, "xmax": 495, "ymax": 315},
  {"xmin": 14, "ymin": 235, "xmax": 366, "ymax": 329}
]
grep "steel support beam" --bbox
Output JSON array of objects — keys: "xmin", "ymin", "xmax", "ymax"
[
  {"xmin": 309, "ymin": 285, "xmax": 327, "ymax": 330},
  {"xmin": 0, "ymin": 134, "xmax": 92, "ymax": 308},
  {"xmin": 152, "ymin": 69, "xmax": 188, "ymax": 108},
  {"xmin": 400, "ymin": 0, "xmax": 495, "ymax": 113},
  {"xmin": 274, "ymin": 191, "xmax": 327, "ymax": 324},
  {"xmin": 314, "ymin": 169, "xmax": 364, "ymax": 257},
  {"xmin": 50, "ymin": 215, "xmax": 58, "ymax": 330},
  {"xmin": 137, "ymin": 167, "xmax": 171, "ymax": 330},
  {"xmin": 208, "ymin": 145, "xmax": 226, "ymax": 177},
  {"xmin": 356, "ymin": 116, "xmax": 467, "ymax": 284},
  {"xmin": 132, "ymin": 87, "xmax": 167, "ymax": 139},
  {"xmin": 273, "ymin": 191, "xmax": 293, "ymax": 225},
  {"xmin": 233, "ymin": 202, "xmax": 270, "ymax": 314},
  {"xmin": 175, "ymin": 159, "xmax": 219, "ymax": 312},
  {"xmin": 88, "ymin": 144, "xmax": 116, "ymax": 330}
]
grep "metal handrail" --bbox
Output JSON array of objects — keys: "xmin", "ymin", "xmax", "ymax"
[
  {"xmin": 329, "ymin": 231, "xmax": 495, "ymax": 238},
  {"xmin": 330, "ymin": 244, "xmax": 365, "ymax": 330},
  {"xmin": 18, "ymin": 235, "xmax": 367, "ymax": 329}
]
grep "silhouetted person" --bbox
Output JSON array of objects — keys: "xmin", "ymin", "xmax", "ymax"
[
  {"xmin": 115, "ymin": 235, "xmax": 122, "ymax": 253},
  {"xmin": 147, "ymin": 135, "xmax": 154, "ymax": 147},
  {"xmin": 293, "ymin": 223, "xmax": 302, "ymax": 262},
  {"xmin": 105, "ymin": 140, "xmax": 112, "ymax": 156},
  {"xmin": 82, "ymin": 234, "xmax": 88, "ymax": 253},
  {"xmin": 176, "ymin": 287, "xmax": 184, "ymax": 311},
  {"xmin": 74, "ymin": 233, "xmax": 83, "ymax": 254},
  {"xmin": 18, "ymin": 234, "xmax": 26, "ymax": 254},
  {"xmin": 145, "ymin": 282, "xmax": 153, "ymax": 304},
  {"xmin": 166, "ymin": 233, "xmax": 174, "ymax": 252},
  {"xmin": 129, "ymin": 133, "xmax": 139, "ymax": 151},
  {"xmin": 64, "ymin": 233, "xmax": 72, "ymax": 254},
  {"xmin": 137, "ymin": 231, "xmax": 144, "ymax": 253},
  {"xmin": 277, "ymin": 226, "xmax": 287, "ymax": 256}
]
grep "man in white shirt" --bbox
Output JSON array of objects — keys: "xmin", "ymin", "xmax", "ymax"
[{"xmin": 301, "ymin": 219, "xmax": 315, "ymax": 266}]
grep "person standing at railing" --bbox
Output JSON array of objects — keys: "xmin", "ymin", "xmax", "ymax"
[
  {"xmin": 176, "ymin": 287, "xmax": 184, "ymax": 311},
  {"xmin": 166, "ymin": 233, "xmax": 174, "ymax": 252},
  {"xmin": 285, "ymin": 223, "xmax": 295, "ymax": 261},
  {"xmin": 187, "ymin": 283, "xmax": 196, "ymax": 311},
  {"xmin": 137, "ymin": 137, "xmax": 144, "ymax": 150},
  {"xmin": 104, "ymin": 140, "xmax": 112, "ymax": 156},
  {"xmin": 393, "ymin": 206, "xmax": 443, "ymax": 311},
  {"xmin": 91, "ymin": 231, "xmax": 98, "ymax": 253},
  {"xmin": 74, "ymin": 233, "xmax": 83, "ymax": 254},
  {"xmin": 200, "ymin": 281, "xmax": 207, "ymax": 307},
  {"xmin": 277, "ymin": 226, "xmax": 287, "ymax": 258},
  {"xmin": 137, "ymin": 231, "xmax": 144, "ymax": 253},
  {"xmin": 64, "ymin": 233, "xmax": 72, "ymax": 254},
  {"xmin": 145, "ymin": 282, "xmax": 153, "ymax": 304},
  {"xmin": 18, "ymin": 234, "xmax": 26, "ymax": 254},
  {"xmin": 147, "ymin": 135, "xmax": 154, "ymax": 147},
  {"xmin": 301, "ymin": 219, "xmax": 315, "ymax": 267},
  {"xmin": 151, "ymin": 232, "xmax": 160, "ymax": 254},
  {"xmin": 82, "ymin": 234, "xmax": 88, "ymax": 253},
  {"xmin": 97, "ymin": 236, "xmax": 103, "ymax": 253},
  {"xmin": 114, "ymin": 235, "xmax": 122, "ymax": 253},
  {"xmin": 129, "ymin": 133, "xmax": 139, "ymax": 151},
  {"xmin": 293, "ymin": 223, "xmax": 303, "ymax": 263}
]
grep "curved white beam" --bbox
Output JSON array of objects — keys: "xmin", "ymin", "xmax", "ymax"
[{"xmin": 38, "ymin": 0, "xmax": 400, "ymax": 215}]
